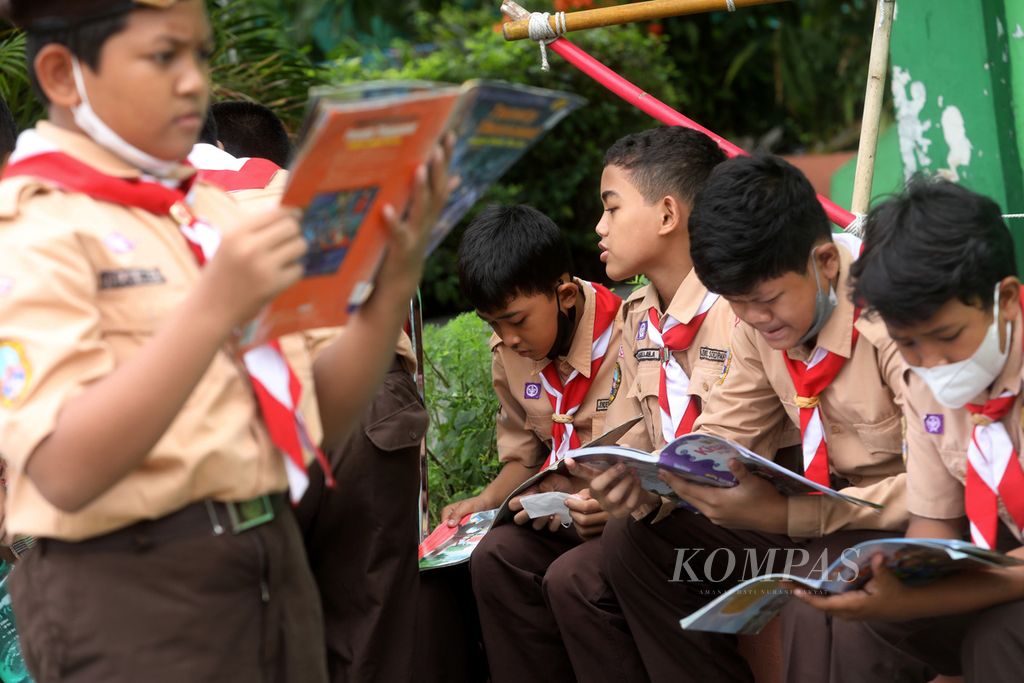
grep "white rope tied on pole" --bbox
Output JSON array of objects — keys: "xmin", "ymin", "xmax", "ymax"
[
  {"xmin": 726, "ymin": 0, "xmax": 737, "ymax": 11},
  {"xmin": 1004, "ymin": 214, "xmax": 1024, "ymax": 220},
  {"xmin": 844, "ymin": 213, "xmax": 866, "ymax": 238},
  {"xmin": 527, "ymin": 11, "xmax": 568, "ymax": 71}
]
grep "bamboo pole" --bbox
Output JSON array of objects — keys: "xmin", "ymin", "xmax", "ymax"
[
  {"xmin": 849, "ymin": 0, "xmax": 895, "ymax": 225},
  {"xmin": 503, "ymin": 0, "xmax": 785, "ymax": 42},
  {"xmin": 500, "ymin": 1, "xmax": 856, "ymax": 230}
]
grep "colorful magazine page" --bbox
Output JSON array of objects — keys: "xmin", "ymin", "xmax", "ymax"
[
  {"xmin": 240, "ymin": 80, "xmax": 585, "ymax": 348},
  {"xmin": 239, "ymin": 87, "xmax": 463, "ymax": 348},
  {"xmin": 679, "ymin": 538, "xmax": 1023, "ymax": 635},
  {"xmin": 418, "ymin": 509, "xmax": 498, "ymax": 571},
  {"xmin": 427, "ymin": 80, "xmax": 585, "ymax": 254},
  {"xmin": 659, "ymin": 433, "xmax": 884, "ymax": 510}
]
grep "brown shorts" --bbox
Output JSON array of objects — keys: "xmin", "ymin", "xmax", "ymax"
[{"xmin": 11, "ymin": 497, "xmax": 327, "ymax": 683}]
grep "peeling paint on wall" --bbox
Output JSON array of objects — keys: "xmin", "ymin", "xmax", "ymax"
[
  {"xmin": 891, "ymin": 65, "xmax": 932, "ymax": 179},
  {"xmin": 939, "ymin": 106, "xmax": 973, "ymax": 181}
]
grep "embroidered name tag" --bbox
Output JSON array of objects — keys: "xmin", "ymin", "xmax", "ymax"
[
  {"xmin": 99, "ymin": 268, "xmax": 166, "ymax": 290},
  {"xmin": 699, "ymin": 346, "xmax": 728, "ymax": 363},
  {"xmin": 596, "ymin": 399, "xmax": 611, "ymax": 412},
  {"xmin": 635, "ymin": 348, "xmax": 662, "ymax": 362}
]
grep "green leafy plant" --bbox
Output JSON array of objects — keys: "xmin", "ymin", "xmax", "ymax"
[
  {"xmin": 422, "ymin": 313, "xmax": 500, "ymax": 523},
  {"xmin": 0, "ymin": 28, "xmax": 42, "ymax": 129}
]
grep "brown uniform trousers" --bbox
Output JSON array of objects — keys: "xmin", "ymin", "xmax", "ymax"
[
  {"xmin": 599, "ymin": 509, "xmax": 901, "ymax": 683},
  {"xmin": 293, "ymin": 357, "xmax": 429, "ymax": 683},
  {"xmin": 803, "ymin": 524, "xmax": 1023, "ymax": 683},
  {"xmin": 11, "ymin": 497, "xmax": 326, "ymax": 683}
]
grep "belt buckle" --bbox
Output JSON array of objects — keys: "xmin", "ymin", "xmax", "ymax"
[{"xmin": 224, "ymin": 495, "xmax": 275, "ymax": 534}]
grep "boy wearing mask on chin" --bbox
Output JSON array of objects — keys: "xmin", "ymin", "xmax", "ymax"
[
  {"xmin": 798, "ymin": 179, "xmax": 1024, "ymax": 683},
  {"xmin": 441, "ymin": 204, "xmax": 622, "ymax": 683},
  {"xmin": 0, "ymin": 2, "xmax": 451, "ymax": 681},
  {"xmin": 573, "ymin": 155, "xmax": 912, "ymax": 683}
]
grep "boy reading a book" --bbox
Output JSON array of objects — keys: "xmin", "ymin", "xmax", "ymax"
[
  {"xmin": 443, "ymin": 203, "xmax": 622, "ymax": 683},
  {"xmin": 574, "ymin": 155, "xmax": 911, "ymax": 682},
  {"xmin": 0, "ymin": 2, "xmax": 451, "ymax": 681},
  {"xmin": 545, "ymin": 125, "xmax": 735, "ymax": 680},
  {"xmin": 797, "ymin": 178, "xmax": 1024, "ymax": 682}
]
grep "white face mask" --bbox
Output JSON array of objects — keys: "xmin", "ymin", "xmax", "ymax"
[
  {"xmin": 70, "ymin": 57, "xmax": 183, "ymax": 179},
  {"xmin": 909, "ymin": 286, "xmax": 1012, "ymax": 409}
]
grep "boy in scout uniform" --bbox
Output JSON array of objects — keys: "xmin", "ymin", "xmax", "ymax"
[
  {"xmin": 545, "ymin": 126, "xmax": 735, "ymax": 681},
  {"xmin": 575, "ymin": 155, "xmax": 911, "ymax": 682},
  {"xmin": 191, "ymin": 125, "xmax": 430, "ymax": 683},
  {"xmin": 0, "ymin": 2, "xmax": 451, "ymax": 681},
  {"xmin": 440, "ymin": 204, "xmax": 621, "ymax": 683},
  {"xmin": 798, "ymin": 179, "xmax": 1024, "ymax": 682}
]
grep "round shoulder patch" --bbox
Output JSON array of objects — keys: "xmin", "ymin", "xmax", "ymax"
[{"xmin": 0, "ymin": 341, "xmax": 31, "ymax": 408}]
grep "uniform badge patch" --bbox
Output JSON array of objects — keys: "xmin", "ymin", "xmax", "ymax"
[
  {"xmin": 0, "ymin": 341, "xmax": 31, "ymax": 408},
  {"xmin": 636, "ymin": 321, "xmax": 648, "ymax": 341},
  {"xmin": 608, "ymin": 361, "xmax": 622, "ymax": 405},
  {"xmin": 596, "ymin": 399, "xmax": 611, "ymax": 412},
  {"xmin": 635, "ymin": 348, "xmax": 661, "ymax": 362},
  {"xmin": 524, "ymin": 382, "xmax": 542, "ymax": 400},
  {"xmin": 699, "ymin": 346, "xmax": 728, "ymax": 363},
  {"xmin": 99, "ymin": 268, "xmax": 166, "ymax": 289},
  {"xmin": 924, "ymin": 414, "xmax": 944, "ymax": 435},
  {"xmin": 104, "ymin": 232, "xmax": 136, "ymax": 255},
  {"xmin": 0, "ymin": 277, "xmax": 13, "ymax": 297}
]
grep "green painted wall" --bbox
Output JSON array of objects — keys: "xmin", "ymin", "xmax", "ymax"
[{"xmin": 832, "ymin": 0, "xmax": 1024, "ymax": 264}]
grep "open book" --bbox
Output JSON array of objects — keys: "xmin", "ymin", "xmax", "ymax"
[
  {"xmin": 239, "ymin": 80, "xmax": 585, "ymax": 348},
  {"xmin": 418, "ymin": 417, "xmax": 642, "ymax": 571},
  {"xmin": 679, "ymin": 538, "xmax": 1023, "ymax": 635},
  {"xmin": 567, "ymin": 432, "xmax": 884, "ymax": 510}
]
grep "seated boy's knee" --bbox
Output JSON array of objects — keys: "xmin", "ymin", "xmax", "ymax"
[
  {"xmin": 469, "ymin": 524, "xmax": 530, "ymax": 583},
  {"xmin": 962, "ymin": 600, "xmax": 1024, "ymax": 659}
]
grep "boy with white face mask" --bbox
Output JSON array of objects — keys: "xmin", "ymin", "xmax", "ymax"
[{"xmin": 800, "ymin": 178, "xmax": 1024, "ymax": 683}]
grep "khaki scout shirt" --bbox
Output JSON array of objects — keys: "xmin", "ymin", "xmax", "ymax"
[
  {"xmin": 902, "ymin": 319, "xmax": 1024, "ymax": 543},
  {"xmin": 0, "ymin": 123, "xmax": 322, "ymax": 541},
  {"xmin": 693, "ymin": 243, "xmax": 908, "ymax": 539},
  {"xmin": 492, "ymin": 281, "xmax": 622, "ymax": 468},
  {"xmin": 605, "ymin": 271, "xmax": 736, "ymax": 453}
]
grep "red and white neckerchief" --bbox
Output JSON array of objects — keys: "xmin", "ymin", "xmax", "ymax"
[
  {"xmin": 187, "ymin": 143, "xmax": 282, "ymax": 193},
  {"xmin": 646, "ymin": 291, "xmax": 719, "ymax": 444},
  {"xmin": 781, "ymin": 323, "xmax": 860, "ymax": 488},
  {"xmin": 538, "ymin": 281, "xmax": 621, "ymax": 469},
  {"xmin": 780, "ymin": 233, "xmax": 863, "ymax": 488},
  {"xmin": 964, "ymin": 394, "xmax": 1024, "ymax": 549},
  {"xmin": 4, "ymin": 131, "xmax": 332, "ymax": 502}
]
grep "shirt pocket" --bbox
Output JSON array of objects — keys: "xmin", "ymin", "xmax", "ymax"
[
  {"xmin": 364, "ymin": 369, "xmax": 428, "ymax": 453},
  {"xmin": 850, "ymin": 410, "xmax": 904, "ymax": 462}
]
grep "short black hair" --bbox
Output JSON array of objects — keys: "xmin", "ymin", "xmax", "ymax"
[
  {"xmin": 851, "ymin": 177, "xmax": 1016, "ymax": 327},
  {"xmin": 689, "ymin": 154, "xmax": 831, "ymax": 297},
  {"xmin": 0, "ymin": 95, "xmax": 16, "ymax": 160},
  {"xmin": 603, "ymin": 126, "xmax": 726, "ymax": 204},
  {"xmin": 24, "ymin": 13, "xmax": 129, "ymax": 105},
  {"xmin": 458, "ymin": 204, "xmax": 574, "ymax": 314},
  {"xmin": 198, "ymin": 108, "xmax": 219, "ymax": 146},
  {"xmin": 211, "ymin": 101, "xmax": 291, "ymax": 167}
]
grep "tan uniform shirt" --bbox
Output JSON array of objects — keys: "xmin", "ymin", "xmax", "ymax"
[
  {"xmin": 0, "ymin": 123, "xmax": 322, "ymax": 540},
  {"xmin": 493, "ymin": 281, "xmax": 622, "ymax": 468},
  {"xmin": 693, "ymin": 243, "xmax": 908, "ymax": 539},
  {"xmin": 605, "ymin": 271, "xmax": 736, "ymax": 453},
  {"xmin": 902, "ymin": 320, "xmax": 1024, "ymax": 543}
]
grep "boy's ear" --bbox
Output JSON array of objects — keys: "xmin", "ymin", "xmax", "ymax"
[
  {"xmin": 814, "ymin": 241, "xmax": 841, "ymax": 281},
  {"xmin": 998, "ymin": 276, "xmax": 1020, "ymax": 322},
  {"xmin": 34, "ymin": 44, "xmax": 80, "ymax": 109},
  {"xmin": 555, "ymin": 277, "xmax": 579, "ymax": 311},
  {"xmin": 657, "ymin": 195, "xmax": 689, "ymax": 237}
]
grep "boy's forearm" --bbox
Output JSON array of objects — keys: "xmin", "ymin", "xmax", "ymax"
[
  {"xmin": 479, "ymin": 461, "xmax": 539, "ymax": 508},
  {"xmin": 313, "ymin": 271, "xmax": 420, "ymax": 449},
  {"xmin": 24, "ymin": 287, "xmax": 234, "ymax": 512}
]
